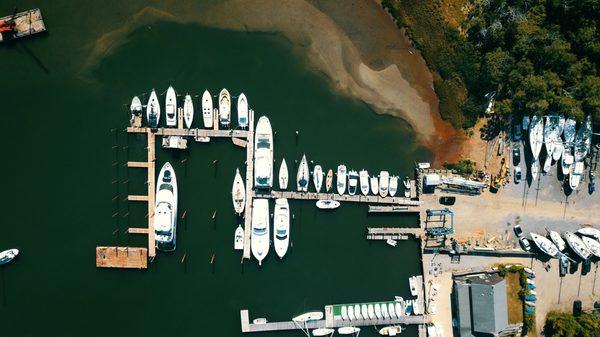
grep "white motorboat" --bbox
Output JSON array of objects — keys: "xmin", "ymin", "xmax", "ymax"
[
  {"xmin": 354, "ymin": 305, "xmax": 362, "ymax": 320},
  {"xmin": 530, "ymin": 233, "xmax": 559, "ymax": 257},
  {"xmin": 563, "ymin": 232, "xmax": 591, "ymax": 260},
  {"xmin": 273, "ymin": 198, "xmax": 290, "ymax": 259},
  {"xmin": 165, "ymin": 86, "xmax": 177, "ymax": 127},
  {"xmin": 341, "ymin": 306, "xmax": 348, "ymax": 320},
  {"xmin": 0, "ymin": 249, "xmax": 19, "ymax": 265},
  {"xmin": 253, "ymin": 318, "xmax": 267, "ymax": 324},
  {"xmin": 154, "ymin": 162, "xmax": 178, "ymax": 251},
  {"xmin": 130, "ymin": 96, "xmax": 142, "ymax": 125},
  {"xmin": 548, "ymin": 230, "xmax": 566, "ymax": 251},
  {"xmin": 581, "ymin": 236, "xmax": 600, "ymax": 258},
  {"xmin": 251, "ymin": 199, "xmax": 270, "ymax": 265},
  {"xmin": 529, "ymin": 115, "xmax": 543, "ymax": 160},
  {"xmin": 361, "ymin": 305, "xmax": 368, "ymax": 320},
  {"xmin": 379, "ymin": 326, "xmax": 403, "ymax": 336},
  {"xmin": 386, "ymin": 239, "xmax": 397, "ymax": 247},
  {"xmin": 325, "ymin": 169, "xmax": 333, "ymax": 192},
  {"xmin": 577, "ymin": 227, "xmax": 600, "ymax": 240},
  {"xmin": 297, "ymin": 154, "xmax": 309, "ymax": 192},
  {"xmin": 254, "ymin": 116, "xmax": 274, "ymax": 190},
  {"xmin": 312, "ymin": 328, "xmax": 335, "ymax": 336},
  {"xmin": 367, "ymin": 304, "xmax": 375, "ymax": 320},
  {"xmin": 146, "ymin": 89, "xmax": 160, "ymax": 128},
  {"xmin": 313, "ymin": 165, "xmax": 324, "ymax": 192},
  {"xmin": 279, "ymin": 159, "xmax": 289, "ymax": 190},
  {"xmin": 379, "ymin": 171, "xmax": 390, "ymax": 197},
  {"xmin": 336, "ymin": 165, "xmax": 347, "ymax": 195},
  {"xmin": 409, "ymin": 276, "xmax": 418, "ymax": 296},
  {"xmin": 388, "ymin": 303, "xmax": 396, "ymax": 318},
  {"xmin": 348, "ymin": 305, "xmax": 355, "ymax": 321},
  {"xmin": 381, "ymin": 302, "xmax": 389, "ymax": 319},
  {"xmin": 316, "ymin": 200, "xmax": 340, "ymax": 209},
  {"xmin": 237, "ymin": 93, "xmax": 249, "ymax": 128},
  {"xmin": 201, "ymin": 90, "xmax": 213, "ymax": 128},
  {"xmin": 404, "ymin": 177, "xmax": 411, "ymax": 198},
  {"xmin": 183, "ymin": 94, "xmax": 194, "ymax": 128},
  {"xmin": 374, "ymin": 303, "xmax": 382, "ymax": 319},
  {"xmin": 395, "ymin": 302, "xmax": 403, "ymax": 317},
  {"xmin": 561, "ymin": 151, "xmax": 574, "ymax": 176},
  {"xmin": 338, "ymin": 327, "xmax": 360, "ymax": 335},
  {"xmin": 231, "ymin": 168, "xmax": 246, "ymax": 215},
  {"xmin": 347, "ymin": 170, "xmax": 359, "ymax": 195},
  {"xmin": 569, "ymin": 161, "xmax": 584, "ymax": 190},
  {"xmin": 359, "ymin": 170, "xmax": 369, "ymax": 195},
  {"xmin": 293, "ymin": 311, "xmax": 324, "ymax": 322},
  {"xmin": 574, "ymin": 115, "xmax": 592, "ymax": 162},
  {"xmin": 370, "ymin": 176, "xmax": 379, "ymax": 195},
  {"xmin": 531, "ymin": 160, "xmax": 539, "ymax": 181},
  {"xmin": 218, "ymin": 88, "xmax": 231, "ymax": 127},
  {"xmin": 234, "ymin": 225, "xmax": 244, "ymax": 250},
  {"xmin": 389, "ymin": 176, "xmax": 398, "ymax": 197}
]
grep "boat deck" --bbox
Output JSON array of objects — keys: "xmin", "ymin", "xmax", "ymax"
[{"xmin": 95, "ymin": 246, "xmax": 147, "ymax": 269}]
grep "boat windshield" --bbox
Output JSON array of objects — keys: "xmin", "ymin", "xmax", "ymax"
[
  {"xmin": 159, "ymin": 183, "xmax": 173, "ymax": 192},
  {"xmin": 256, "ymin": 177, "xmax": 270, "ymax": 185},
  {"xmin": 253, "ymin": 227, "xmax": 267, "ymax": 235},
  {"xmin": 257, "ymin": 139, "xmax": 271, "ymax": 149}
]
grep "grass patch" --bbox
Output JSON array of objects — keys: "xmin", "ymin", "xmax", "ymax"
[{"xmin": 506, "ymin": 272, "xmax": 524, "ymax": 324}]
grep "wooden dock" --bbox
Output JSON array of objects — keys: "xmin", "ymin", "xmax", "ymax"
[
  {"xmin": 0, "ymin": 9, "xmax": 46, "ymax": 43},
  {"xmin": 253, "ymin": 191, "xmax": 421, "ymax": 206},
  {"xmin": 242, "ymin": 110, "xmax": 255, "ymax": 259},
  {"xmin": 95, "ymin": 246, "xmax": 147, "ymax": 269},
  {"xmin": 368, "ymin": 205, "xmax": 420, "ymax": 213},
  {"xmin": 366, "ymin": 227, "xmax": 424, "ymax": 240}
]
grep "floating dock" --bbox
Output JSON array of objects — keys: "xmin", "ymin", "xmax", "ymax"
[
  {"xmin": 0, "ymin": 8, "xmax": 46, "ymax": 43},
  {"xmin": 366, "ymin": 227, "xmax": 425, "ymax": 240},
  {"xmin": 368, "ymin": 205, "xmax": 419, "ymax": 213},
  {"xmin": 254, "ymin": 190, "xmax": 420, "ymax": 206},
  {"xmin": 95, "ymin": 246, "xmax": 147, "ymax": 269}
]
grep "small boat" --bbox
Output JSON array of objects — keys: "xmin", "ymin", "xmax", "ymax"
[
  {"xmin": 231, "ymin": 168, "xmax": 245, "ymax": 215},
  {"xmin": 386, "ymin": 239, "xmax": 397, "ymax": 247},
  {"xmin": 354, "ymin": 305, "xmax": 362, "ymax": 320},
  {"xmin": 201, "ymin": 90, "xmax": 213, "ymax": 128},
  {"xmin": 129, "ymin": 96, "xmax": 142, "ymax": 125},
  {"xmin": 563, "ymin": 232, "xmax": 591, "ymax": 260},
  {"xmin": 530, "ymin": 233, "xmax": 559, "ymax": 257},
  {"xmin": 237, "ymin": 93, "xmax": 249, "ymax": 128},
  {"xmin": 413, "ymin": 299, "xmax": 423, "ymax": 315},
  {"xmin": 529, "ymin": 115, "xmax": 544, "ymax": 160},
  {"xmin": 389, "ymin": 176, "xmax": 398, "ymax": 197},
  {"xmin": 524, "ymin": 267, "xmax": 535, "ymax": 277},
  {"xmin": 347, "ymin": 170, "xmax": 359, "ymax": 195},
  {"xmin": 569, "ymin": 161, "xmax": 584, "ymax": 190},
  {"xmin": 336, "ymin": 165, "xmax": 347, "ymax": 195},
  {"xmin": 548, "ymin": 230, "xmax": 566, "ymax": 251},
  {"xmin": 361, "ymin": 305, "xmax": 368, "ymax": 320},
  {"xmin": 531, "ymin": 160, "xmax": 539, "ymax": 181},
  {"xmin": 542, "ymin": 156, "xmax": 552, "ymax": 173},
  {"xmin": 251, "ymin": 199, "xmax": 270, "ymax": 265},
  {"xmin": 561, "ymin": 151, "xmax": 574, "ymax": 176},
  {"xmin": 403, "ymin": 177, "xmax": 411, "ymax": 198},
  {"xmin": 183, "ymin": 94, "xmax": 194, "ymax": 128},
  {"xmin": 316, "ymin": 200, "xmax": 340, "ymax": 209},
  {"xmin": 370, "ymin": 176, "xmax": 379, "ymax": 195},
  {"xmin": 218, "ymin": 88, "xmax": 231, "ymax": 127},
  {"xmin": 313, "ymin": 165, "xmax": 324, "ymax": 192},
  {"xmin": 581, "ymin": 236, "xmax": 600, "ymax": 258},
  {"xmin": 388, "ymin": 303, "xmax": 396, "ymax": 318},
  {"xmin": 395, "ymin": 302, "xmax": 403, "ymax": 317},
  {"xmin": 374, "ymin": 303, "xmax": 382, "ymax": 319},
  {"xmin": 348, "ymin": 305, "xmax": 355, "ymax": 321},
  {"xmin": 409, "ymin": 276, "xmax": 418, "ymax": 296},
  {"xmin": 526, "ymin": 279, "xmax": 535, "ymax": 285},
  {"xmin": 325, "ymin": 169, "xmax": 333, "ymax": 192},
  {"xmin": 381, "ymin": 302, "xmax": 389, "ymax": 319},
  {"xmin": 379, "ymin": 171, "xmax": 390, "ymax": 197},
  {"xmin": 564, "ymin": 118, "xmax": 577, "ymax": 143},
  {"xmin": 368, "ymin": 304, "xmax": 375, "ymax": 320},
  {"xmin": 338, "ymin": 327, "xmax": 360, "ymax": 335},
  {"xmin": 293, "ymin": 311, "xmax": 324, "ymax": 322},
  {"xmin": 529, "ymin": 290, "xmax": 538, "ymax": 295},
  {"xmin": 577, "ymin": 227, "xmax": 600, "ymax": 240},
  {"xmin": 574, "ymin": 115, "xmax": 592, "ymax": 162},
  {"xmin": 359, "ymin": 170, "xmax": 369, "ymax": 196},
  {"xmin": 297, "ymin": 154, "xmax": 309, "ymax": 192},
  {"xmin": 404, "ymin": 301, "xmax": 413, "ymax": 315},
  {"xmin": 341, "ymin": 306, "xmax": 348, "ymax": 320},
  {"xmin": 254, "ymin": 116, "xmax": 274, "ymax": 190},
  {"xmin": 553, "ymin": 115, "xmax": 566, "ymax": 161},
  {"xmin": 379, "ymin": 326, "xmax": 403, "ymax": 336},
  {"xmin": 279, "ymin": 159, "xmax": 289, "ymax": 190},
  {"xmin": 0, "ymin": 249, "xmax": 19, "ymax": 265},
  {"xmin": 165, "ymin": 86, "xmax": 177, "ymax": 127},
  {"xmin": 273, "ymin": 198, "xmax": 290, "ymax": 259},
  {"xmin": 312, "ymin": 328, "xmax": 335, "ymax": 336},
  {"xmin": 234, "ymin": 225, "xmax": 244, "ymax": 250},
  {"xmin": 525, "ymin": 301, "xmax": 537, "ymax": 307},
  {"xmin": 146, "ymin": 89, "xmax": 160, "ymax": 128},
  {"xmin": 154, "ymin": 162, "xmax": 178, "ymax": 251},
  {"xmin": 253, "ymin": 318, "xmax": 267, "ymax": 324}
]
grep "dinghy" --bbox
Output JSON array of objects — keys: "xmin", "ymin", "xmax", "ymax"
[
  {"xmin": 146, "ymin": 89, "xmax": 160, "ymax": 128},
  {"xmin": 165, "ymin": 86, "xmax": 177, "ymax": 127},
  {"xmin": 279, "ymin": 159, "xmax": 289, "ymax": 190},
  {"xmin": 374, "ymin": 303, "xmax": 382, "ymax": 319},
  {"xmin": 218, "ymin": 88, "xmax": 231, "ymax": 127},
  {"xmin": 341, "ymin": 306, "xmax": 348, "ymax": 320},
  {"xmin": 367, "ymin": 304, "xmax": 375, "ymax": 320},
  {"xmin": 231, "ymin": 168, "xmax": 245, "ymax": 215},
  {"xmin": 325, "ymin": 169, "xmax": 333, "ymax": 192},
  {"xmin": 348, "ymin": 305, "xmax": 355, "ymax": 321},
  {"xmin": 354, "ymin": 305, "xmax": 362, "ymax": 320},
  {"xmin": 313, "ymin": 165, "xmax": 324, "ymax": 192},
  {"xmin": 234, "ymin": 225, "xmax": 244, "ymax": 250},
  {"xmin": 316, "ymin": 200, "xmax": 340, "ymax": 209},
  {"xmin": 201, "ymin": 90, "xmax": 213, "ymax": 128},
  {"xmin": 379, "ymin": 326, "xmax": 403, "ymax": 336},
  {"xmin": 237, "ymin": 93, "xmax": 249, "ymax": 128},
  {"xmin": 293, "ymin": 311, "xmax": 323, "ymax": 322},
  {"xmin": 183, "ymin": 94, "xmax": 194, "ymax": 128}
]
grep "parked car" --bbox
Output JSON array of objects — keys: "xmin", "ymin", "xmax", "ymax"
[
  {"xmin": 519, "ymin": 237, "xmax": 531, "ymax": 251},
  {"xmin": 514, "ymin": 225, "xmax": 524, "ymax": 238},
  {"xmin": 512, "ymin": 146, "xmax": 521, "ymax": 166},
  {"xmin": 514, "ymin": 166, "xmax": 522, "ymax": 184},
  {"xmin": 559, "ymin": 255, "xmax": 569, "ymax": 277}
]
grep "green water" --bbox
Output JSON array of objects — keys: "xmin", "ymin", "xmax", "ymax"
[{"xmin": 0, "ymin": 2, "xmax": 432, "ymax": 336}]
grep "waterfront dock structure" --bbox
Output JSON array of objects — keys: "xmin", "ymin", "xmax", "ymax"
[
  {"xmin": 0, "ymin": 9, "xmax": 46, "ymax": 43},
  {"xmin": 366, "ymin": 227, "xmax": 425, "ymax": 240},
  {"xmin": 254, "ymin": 190, "xmax": 420, "ymax": 206},
  {"xmin": 368, "ymin": 205, "xmax": 420, "ymax": 213},
  {"xmin": 95, "ymin": 246, "xmax": 147, "ymax": 269}
]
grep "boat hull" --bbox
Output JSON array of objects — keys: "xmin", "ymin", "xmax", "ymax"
[
  {"xmin": 201, "ymin": 90, "xmax": 213, "ymax": 128},
  {"xmin": 165, "ymin": 86, "xmax": 177, "ymax": 126}
]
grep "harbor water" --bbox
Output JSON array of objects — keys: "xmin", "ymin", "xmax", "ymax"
[{"xmin": 0, "ymin": 2, "xmax": 432, "ymax": 336}]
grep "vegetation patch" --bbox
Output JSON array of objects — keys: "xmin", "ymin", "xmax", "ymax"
[{"xmin": 544, "ymin": 311, "xmax": 600, "ymax": 337}]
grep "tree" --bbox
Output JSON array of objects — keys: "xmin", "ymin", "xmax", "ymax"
[{"xmin": 544, "ymin": 311, "xmax": 580, "ymax": 337}]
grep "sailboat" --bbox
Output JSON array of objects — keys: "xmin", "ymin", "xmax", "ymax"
[
  {"xmin": 154, "ymin": 162, "xmax": 178, "ymax": 251},
  {"xmin": 297, "ymin": 154, "xmax": 309, "ymax": 192},
  {"xmin": 569, "ymin": 161, "xmax": 584, "ymax": 190},
  {"xmin": 574, "ymin": 115, "xmax": 592, "ymax": 162},
  {"xmin": 165, "ymin": 86, "xmax": 177, "ymax": 127},
  {"xmin": 552, "ymin": 115, "xmax": 566, "ymax": 161},
  {"xmin": 563, "ymin": 232, "xmax": 591, "ymax": 260},
  {"xmin": 234, "ymin": 225, "xmax": 244, "ymax": 250},
  {"xmin": 313, "ymin": 165, "xmax": 324, "ymax": 192},
  {"xmin": 561, "ymin": 152, "xmax": 574, "ymax": 176},
  {"xmin": 543, "ymin": 116, "xmax": 560, "ymax": 164},
  {"xmin": 338, "ymin": 327, "xmax": 360, "ymax": 335},
  {"xmin": 254, "ymin": 116, "xmax": 274, "ymax": 190},
  {"xmin": 581, "ymin": 236, "xmax": 600, "ymax": 258},
  {"xmin": 279, "ymin": 159, "xmax": 289, "ymax": 190},
  {"xmin": 231, "ymin": 168, "xmax": 246, "ymax": 215},
  {"xmin": 237, "ymin": 93, "xmax": 248, "ymax": 128},
  {"xmin": 146, "ymin": 89, "xmax": 160, "ymax": 128},
  {"xmin": 529, "ymin": 115, "xmax": 543, "ymax": 160},
  {"xmin": 251, "ymin": 199, "xmax": 270, "ymax": 265},
  {"xmin": 325, "ymin": 169, "xmax": 333, "ymax": 192},
  {"xmin": 380, "ymin": 326, "xmax": 403, "ymax": 336},
  {"xmin": 389, "ymin": 176, "xmax": 398, "ymax": 197},
  {"xmin": 273, "ymin": 198, "xmax": 290, "ymax": 258},
  {"xmin": 129, "ymin": 96, "xmax": 142, "ymax": 125},
  {"xmin": 337, "ymin": 165, "xmax": 347, "ymax": 195},
  {"xmin": 183, "ymin": 94, "xmax": 194, "ymax": 128},
  {"xmin": 370, "ymin": 175, "xmax": 379, "ymax": 195},
  {"xmin": 359, "ymin": 170, "xmax": 369, "ymax": 195},
  {"xmin": 201, "ymin": 90, "xmax": 213, "ymax": 128},
  {"xmin": 218, "ymin": 88, "xmax": 231, "ymax": 127},
  {"xmin": 379, "ymin": 171, "xmax": 390, "ymax": 197},
  {"xmin": 0, "ymin": 249, "xmax": 19, "ymax": 265},
  {"xmin": 530, "ymin": 233, "xmax": 559, "ymax": 257},
  {"xmin": 347, "ymin": 170, "xmax": 359, "ymax": 195},
  {"xmin": 577, "ymin": 227, "xmax": 600, "ymax": 240},
  {"xmin": 547, "ymin": 230, "xmax": 566, "ymax": 251}
]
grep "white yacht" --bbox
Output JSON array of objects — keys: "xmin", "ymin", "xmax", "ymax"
[
  {"xmin": 577, "ymin": 227, "xmax": 600, "ymax": 240},
  {"xmin": 569, "ymin": 161, "xmax": 584, "ymax": 190},
  {"xmin": 251, "ymin": 199, "xmax": 270, "ymax": 265},
  {"xmin": 389, "ymin": 176, "xmax": 398, "ymax": 197},
  {"xmin": 325, "ymin": 169, "xmax": 333, "ymax": 192},
  {"xmin": 574, "ymin": 115, "xmax": 592, "ymax": 162},
  {"xmin": 146, "ymin": 89, "xmax": 160, "ymax": 128},
  {"xmin": 234, "ymin": 225, "xmax": 244, "ymax": 250},
  {"xmin": 312, "ymin": 328, "xmax": 335, "ymax": 336},
  {"xmin": 154, "ymin": 162, "xmax": 178, "ymax": 251},
  {"xmin": 544, "ymin": 115, "xmax": 560, "ymax": 162},
  {"xmin": 293, "ymin": 311, "xmax": 323, "ymax": 322},
  {"xmin": 316, "ymin": 200, "xmax": 340, "ymax": 209},
  {"xmin": 341, "ymin": 306, "xmax": 348, "ymax": 320},
  {"xmin": 381, "ymin": 302, "xmax": 389, "ymax": 319},
  {"xmin": 563, "ymin": 232, "xmax": 591, "ymax": 260},
  {"xmin": 354, "ymin": 304, "xmax": 362, "ymax": 320},
  {"xmin": 529, "ymin": 115, "xmax": 543, "ymax": 160},
  {"xmin": 201, "ymin": 90, "xmax": 213, "ymax": 128},
  {"xmin": 338, "ymin": 327, "xmax": 360, "ymax": 335},
  {"xmin": 370, "ymin": 175, "xmax": 379, "ymax": 195},
  {"xmin": 254, "ymin": 116, "xmax": 274, "ymax": 190},
  {"xmin": 530, "ymin": 233, "xmax": 559, "ymax": 257},
  {"xmin": 183, "ymin": 94, "xmax": 194, "ymax": 128},
  {"xmin": 274, "ymin": 198, "xmax": 290, "ymax": 259},
  {"xmin": 403, "ymin": 177, "xmax": 411, "ymax": 198},
  {"xmin": 130, "ymin": 96, "xmax": 142, "ymax": 125},
  {"xmin": 165, "ymin": 86, "xmax": 177, "ymax": 127},
  {"xmin": 0, "ymin": 249, "xmax": 19, "ymax": 265},
  {"xmin": 548, "ymin": 230, "xmax": 566, "ymax": 251},
  {"xmin": 348, "ymin": 305, "xmax": 355, "ymax": 321},
  {"xmin": 237, "ymin": 93, "xmax": 249, "ymax": 128},
  {"xmin": 581, "ymin": 236, "xmax": 600, "ymax": 258},
  {"xmin": 279, "ymin": 159, "xmax": 289, "ymax": 190},
  {"xmin": 361, "ymin": 305, "xmax": 368, "ymax": 320},
  {"xmin": 359, "ymin": 170, "xmax": 369, "ymax": 196},
  {"xmin": 395, "ymin": 302, "xmax": 403, "ymax": 317},
  {"xmin": 374, "ymin": 303, "xmax": 382, "ymax": 319},
  {"xmin": 218, "ymin": 88, "xmax": 231, "ymax": 127},
  {"xmin": 388, "ymin": 303, "xmax": 397, "ymax": 318},
  {"xmin": 313, "ymin": 165, "xmax": 324, "ymax": 192},
  {"xmin": 347, "ymin": 170, "xmax": 359, "ymax": 195},
  {"xmin": 367, "ymin": 304, "xmax": 375, "ymax": 320},
  {"xmin": 336, "ymin": 165, "xmax": 347, "ymax": 195},
  {"xmin": 231, "ymin": 168, "xmax": 245, "ymax": 215},
  {"xmin": 379, "ymin": 171, "xmax": 390, "ymax": 197},
  {"xmin": 379, "ymin": 326, "xmax": 403, "ymax": 336},
  {"xmin": 297, "ymin": 154, "xmax": 309, "ymax": 192}
]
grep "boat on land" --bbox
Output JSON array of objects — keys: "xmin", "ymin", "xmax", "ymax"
[
  {"xmin": 297, "ymin": 154, "xmax": 309, "ymax": 192},
  {"xmin": 561, "ymin": 152, "xmax": 574, "ymax": 176},
  {"xmin": 389, "ymin": 176, "xmax": 398, "ymax": 197},
  {"xmin": 569, "ymin": 161, "xmax": 584, "ymax": 190},
  {"xmin": 359, "ymin": 170, "xmax": 370, "ymax": 195},
  {"xmin": 341, "ymin": 306, "xmax": 348, "ymax": 320},
  {"xmin": 218, "ymin": 88, "xmax": 231, "ymax": 127},
  {"xmin": 530, "ymin": 233, "xmax": 559, "ymax": 257},
  {"xmin": 381, "ymin": 302, "xmax": 389, "ymax": 319},
  {"xmin": 154, "ymin": 162, "xmax": 178, "ymax": 251},
  {"xmin": 274, "ymin": 198, "xmax": 290, "ymax": 259},
  {"xmin": 370, "ymin": 175, "xmax": 379, "ymax": 195},
  {"xmin": 379, "ymin": 171, "xmax": 390, "ymax": 197},
  {"xmin": 379, "ymin": 326, "xmax": 403, "ymax": 336},
  {"xmin": 547, "ymin": 230, "xmax": 566, "ymax": 251},
  {"xmin": 146, "ymin": 89, "xmax": 160, "ymax": 128},
  {"xmin": 231, "ymin": 168, "xmax": 245, "ymax": 215},
  {"xmin": 201, "ymin": 90, "xmax": 213, "ymax": 128},
  {"xmin": 237, "ymin": 93, "xmax": 248, "ymax": 128},
  {"xmin": 388, "ymin": 303, "xmax": 396, "ymax": 318},
  {"xmin": 312, "ymin": 328, "xmax": 335, "ymax": 336},
  {"xmin": 293, "ymin": 311, "xmax": 323, "ymax": 322},
  {"xmin": 130, "ymin": 96, "xmax": 142, "ymax": 124},
  {"xmin": 564, "ymin": 118, "xmax": 577, "ymax": 143},
  {"xmin": 563, "ymin": 232, "xmax": 591, "ymax": 260},
  {"xmin": 529, "ymin": 115, "xmax": 543, "ymax": 160},
  {"xmin": 374, "ymin": 304, "xmax": 382, "ymax": 319},
  {"xmin": 577, "ymin": 227, "xmax": 600, "ymax": 240},
  {"xmin": 581, "ymin": 236, "xmax": 600, "ymax": 258},
  {"xmin": 234, "ymin": 225, "xmax": 244, "ymax": 250},
  {"xmin": 165, "ymin": 86, "xmax": 177, "ymax": 127},
  {"xmin": 531, "ymin": 160, "xmax": 539, "ymax": 181},
  {"xmin": 0, "ymin": 249, "xmax": 19, "ymax": 265},
  {"xmin": 325, "ymin": 169, "xmax": 333, "ymax": 192},
  {"xmin": 338, "ymin": 327, "xmax": 360, "ymax": 335},
  {"xmin": 574, "ymin": 115, "xmax": 592, "ymax": 162},
  {"xmin": 361, "ymin": 305, "xmax": 368, "ymax": 320},
  {"xmin": 543, "ymin": 115, "xmax": 560, "ymax": 162},
  {"xmin": 354, "ymin": 305, "xmax": 362, "ymax": 319},
  {"xmin": 313, "ymin": 165, "xmax": 324, "ymax": 192},
  {"xmin": 347, "ymin": 170, "xmax": 359, "ymax": 195},
  {"xmin": 254, "ymin": 116, "xmax": 274, "ymax": 189},
  {"xmin": 316, "ymin": 200, "xmax": 340, "ymax": 209},
  {"xmin": 183, "ymin": 94, "xmax": 194, "ymax": 128},
  {"xmin": 348, "ymin": 305, "xmax": 355, "ymax": 321},
  {"xmin": 279, "ymin": 159, "xmax": 289, "ymax": 190},
  {"xmin": 337, "ymin": 165, "xmax": 347, "ymax": 195},
  {"xmin": 367, "ymin": 304, "xmax": 375, "ymax": 320},
  {"xmin": 251, "ymin": 198, "xmax": 270, "ymax": 265},
  {"xmin": 553, "ymin": 115, "xmax": 566, "ymax": 161}
]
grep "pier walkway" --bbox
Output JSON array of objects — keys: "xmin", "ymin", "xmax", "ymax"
[
  {"xmin": 243, "ymin": 110, "xmax": 255, "ymax": 259},
  {"xmin": 253, "ymin": 191, "xmax": 420, "ymax": 206},
  {"xmin": 95, "ymin": 246, "xmax": 147, "ymax": 269},
  {"xmin": 366, "ymin": 227, "xmax": 425, "ymax": 240}
]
